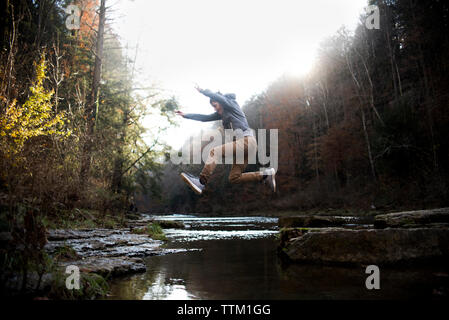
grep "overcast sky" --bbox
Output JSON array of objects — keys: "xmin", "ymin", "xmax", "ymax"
[{"xmin": 112, "ymin": 0, "xmax": 368, "ymax": 149}]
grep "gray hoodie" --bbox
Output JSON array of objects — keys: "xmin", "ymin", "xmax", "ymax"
[{"xmin": 183, "ymin": 89, "xmax": 253, "ymax": 137}]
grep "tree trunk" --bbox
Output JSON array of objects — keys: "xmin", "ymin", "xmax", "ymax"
[
  {"xmin": 312, "ymin": 117, "xmax": 320, "ymax": 185},
  {"xmin": 361, "ymin": 106, "xmax": 377, "ymax": 181},
  {"xmin": 110, "ymin": 43, "xmax": 139, "ymax": 193},
  {"xmin": 319, "ymin": 80, "xmax": 330, "ymax": 129},
  {"xmin": 344, "ymin": 41, "xmax": 377, "ymax": 182},
  {"xmin": 79, "ymin": 0, "xmax": 106, "ymax": 189},
  {"xmin": 111, "ymin": 112, "xmax": 128, "ymax": 193},
  {"xmin": 409, "ymin": 0, "xmax": 438, "ymax": 170},
  {"xmin": 381, "ymin": 1, "xmax": 400, "ymax": 100}
]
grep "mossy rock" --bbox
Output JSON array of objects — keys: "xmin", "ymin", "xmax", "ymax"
[
  {"xmin": 374, "ymin": 207, "xmax": 449, "ymax": 228},
  {"xmin": 48, "ymin": 271, "xmax": 109, "ymax": 300},
  {"xmin": 131, "ymin": 223, "xmax": 167, "ymax": 241},
  {"xmin": 156, "ymin": 220, "xmax": 185, "ymax": 229},
  {"xmin": 54, "ymin": 245, "xmax": 80, "ymax": 261},
  {"xmin": 282, "ymin": 227, "xmax": 449, "ymax": 265}
]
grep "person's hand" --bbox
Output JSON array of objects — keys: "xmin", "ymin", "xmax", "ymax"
[
  {"xmin": 175, "ymin": 110, "xmax": 185, "ymax": 117},
  {"xmin": 194, "ymin": 84, "xmax": 203, "ymax": 93}
]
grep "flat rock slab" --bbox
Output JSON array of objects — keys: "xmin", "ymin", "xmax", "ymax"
[
  {"xmin": 45, "ymin": 231, "xmax": 162, "ymax": 258},
  {"xmin": 59, "ymin": 256, "xmax": 146, "ymax": 277},
  {"xmin": 279, "ymin": 215, "xmax": 358, "ymax": 228},
  {"xmin": 47, "ymin": 229, "xmax": 123, "ymax": 241},
  {"xmin": 5, "ymin": 256, "xmax": 147, "ymax": 295},
  {"xmin": 155, "ymin": 220, "xmax": 185, "ymax": 229},
  {"xmin": 282, "ymin": 227, "xmax": 449, "ymax": 265},
  {"xmin": 374, "ymin": 207, "xmax": 449, "ymax": 228},
  {"xmin": 44, "ymin": 227, "xmax": 201, "ymax": 279}
]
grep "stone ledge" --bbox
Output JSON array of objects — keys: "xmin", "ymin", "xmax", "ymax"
[
  {"xmin": 374, "ymin": 207, "xmax": 449, "ymax": 228},
  {"xmin": 281, "ymin": 227, "xmax": 449, "ymax": 265},
  {"xmin": 278, "ymin": 216, "xmax": 351, "ymax": 228},
  {"xmin": 59, "ymin": 256, "xmax": 146, "ymax": 277}
]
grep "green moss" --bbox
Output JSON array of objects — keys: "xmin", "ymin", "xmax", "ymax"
[
  {"xmin": 131, "ymin": 227, "xmax": 145, "ymax": 234},
  {"xmin": 49, "ymin": 270, "xmax": 109, "ymax": 300},
  {"xmin": 43, "ymin": 209, "xmax": 126, "ymax": 230},
  {"xmin": 82, "ymin": 273, "xmax": 109, "ymax": 298},
  {"xmin": 156, "ymin": 220, "xmax": 185, "ymax": 229},
  {"xmin": 131, "ymin": 223, "xmax": 167, "ymax": 241},
  {"xmin": 102, "ymin": 216, "xmax": 119, "ymax": 229},
  {"xmin": 53, "ymin": 244, "xmax": 79, "ymax": 261},
  {"xmin": 41, "ymin": 215, "xmax": 57, "ymax": 229}
]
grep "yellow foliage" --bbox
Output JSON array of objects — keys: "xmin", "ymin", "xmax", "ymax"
[{"xmin": 0, "ymin": 54, "xmax": 70, "ymax": 156}]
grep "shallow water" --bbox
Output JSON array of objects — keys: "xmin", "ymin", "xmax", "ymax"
[{"xmin": 105, "ymin": 215, "xmax": 448, "ymax": 300}]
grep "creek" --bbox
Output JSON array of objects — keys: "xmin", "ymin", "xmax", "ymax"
[{"xmin": 104, "ymin": 215, "xmax": 447, "ymax": 299}]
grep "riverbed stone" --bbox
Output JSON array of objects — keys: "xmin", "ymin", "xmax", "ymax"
[
  {"xmin": 45, "ymin": 231, "xmax": 162, "ymax": 258},
  {"xmin": 156, "ymin": 220, "xmax": 185, "ymax": 229},
  {"xmin": 374, "ymin": 207, "xmax": 449, "ymax": 228},
  {"xmin": 278, "ymin": 215, "xmax": 350, "ymax": 228},
  {"xmin": 59, "ymin": 256, "xmax": 146, "ymax": 276},
  {"xmin": 43, "ymin": 225, "xmax": 198, "ymax": 281},
  {"xmin": 281, "ymin": 227, "xmax": 449, "ymax": 265},
  {"xmin": 46, "ymin": 229, "xmax": 121, "ymax": 241}
]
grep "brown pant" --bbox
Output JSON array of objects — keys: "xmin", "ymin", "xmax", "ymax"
[{"xmin": 200, "ymin": 136, "xmax": 262, "ymax": 184}]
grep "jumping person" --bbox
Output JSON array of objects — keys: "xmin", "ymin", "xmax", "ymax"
[{"xmin": 175, "ymin": 85, "xmax": 276, "ymax": 195}]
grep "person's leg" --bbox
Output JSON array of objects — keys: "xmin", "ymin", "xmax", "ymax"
[
  {"xmin": 200, "ymin": 140, "xmax": 236, "ymax": 185},
  {"xmin": 229, "ymin": 163, "xmax": 263, "ymax": 184},
  {"xmin": 228, "ymin": 136, "xmax": 263, "ymax": 184}
]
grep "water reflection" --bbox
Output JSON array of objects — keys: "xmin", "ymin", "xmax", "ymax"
[
  {"xmin": 142, "ymin": 272, "xmax": 196, "ymax": 300},
  {"xmin": 164, "ymin": 229, "xmax": 278, "ymax": 242},
  {"xmin": 151, "ymin": 215, "xmax": 278, "ymax": 231}
]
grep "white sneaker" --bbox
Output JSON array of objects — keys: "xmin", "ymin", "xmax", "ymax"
[
  {"xmin": 180, "ymin": 172, "xmax": 205, "ymax": 195},
  {"xmin": 262, "ymin": 168, "xmax": 276, "ymax": 192}
]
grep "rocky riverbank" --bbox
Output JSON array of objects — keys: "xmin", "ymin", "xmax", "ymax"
[
  {"xmin": 2, "ymin": 214, "xmax": 190, "ymax": 297},
  {"xmin": 278, "ymin": 207, "xmax": 449, "ymax": 265}
]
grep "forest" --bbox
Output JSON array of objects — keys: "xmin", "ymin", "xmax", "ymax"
[
  {"xmin": 0, "ymin": 0, "xmax": 448, "ymax": 298},
  {"xmin": 0, "ymin": 0, "xmax": 176, "ymax": 296}
]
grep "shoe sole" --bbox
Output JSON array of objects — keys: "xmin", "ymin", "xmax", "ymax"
[
  {"xmin": 269, "ymin": 168, "xmax": 276, "ymax": 193},
  {"xmin": 180, "ymin": 173, "xmax": 202, "ymax": 195}
]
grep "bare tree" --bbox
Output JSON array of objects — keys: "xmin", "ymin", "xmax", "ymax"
[
  {"xmin": 80, "ymin": 0, "xmax": 106, "ymax": 189},
  {"xmin": 342, "ymin": 31, "xmax": 377, "ymax": 181}
]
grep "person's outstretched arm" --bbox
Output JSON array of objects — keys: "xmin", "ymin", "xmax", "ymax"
[
  {"xmin": 176, "ymin": 110, "xmax": 221, "ymax": 122},
  {"xmin": 195, "ymin": 85, "xmax": 232, "ymax": 110}
]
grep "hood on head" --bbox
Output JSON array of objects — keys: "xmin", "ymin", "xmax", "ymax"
[
  {"xmin": 224, "ymin": 93, "xmax": 236, "ymax": 100},
  {"xmin": 210, "ymin": 92, "xmax": 236, "ymax": 104}
]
